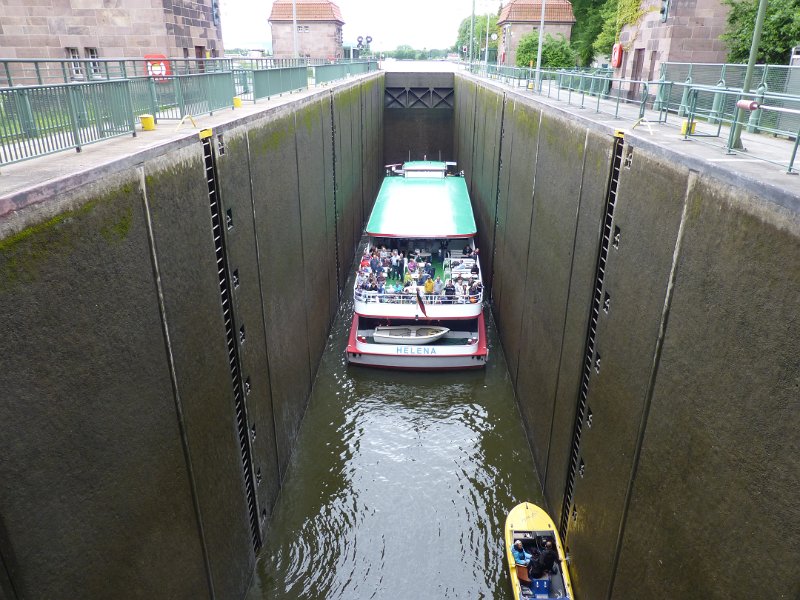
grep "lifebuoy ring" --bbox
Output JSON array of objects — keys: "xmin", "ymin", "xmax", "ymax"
[{"xmin": 611, "ymin": 43, "xmax": 623, "ymax": 69}]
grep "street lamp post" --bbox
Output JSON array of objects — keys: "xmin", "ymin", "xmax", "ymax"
[
  {"xmin": 292, "ymin": 0, "xmax": 298, "ymax": 59},
  {"xmin": 731, "ymin": 0, "xmax": 768, "ymax": 149},
  {"xmin": 534, "ymin": 0, "xmax": 546, "ymax": 89},
  {"xmin": 484, "ymin": 12, "xmax": 490, "ymax": 64},
  {"xmin": 469, "ymin": 0, "xmax": 475, "ymax": 64}
]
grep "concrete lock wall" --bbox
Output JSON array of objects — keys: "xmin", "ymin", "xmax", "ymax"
[
  {"xmin": 0, "ymin": 73, "xmax": 383, "ymax": 600},
  {"xmin": 384, "ymin": 72, "xmax": 455, "ymax": 165},
  {"xmin": 454, "ymin": 74, "xmax": 800, "ymax": 599}
]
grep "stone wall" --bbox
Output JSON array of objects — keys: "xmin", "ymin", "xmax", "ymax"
[
  {"xmin": 270, "ymin": 21, "xmax": 343, "ymax": 59},
  {"xmin": 0, "ymin": 0, "xmax": 222, "ymax": 61},
  {"xmin": 0, "ymin": 73, "xmax": 383, "ymax": 600},
  {"xmin": 455, "ymin": 74, "xmax": 800, "ymax": 599},
  {"xmin": 616, "ymin": 0, "xmax": 729, "ymax": 82}
]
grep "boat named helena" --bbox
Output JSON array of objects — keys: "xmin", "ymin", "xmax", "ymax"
[{"xmin": 346, "ymin": 161, "xmax": 488, "ymax": 370}]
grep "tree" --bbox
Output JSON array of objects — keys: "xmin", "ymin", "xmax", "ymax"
[
  {"xmin": 592, "ymin": 0, "xmax": 619, "ymax": 58},
  {"xmin": 570, "ymin": 0, "xmax": 608, "ymax": 65},
  {"xmin": 455, "ymin": 14, "xmax": 501, "ymax": 57},
  {"xmin": 515, "ymin": 31, "xmax": 577, "ymax": 68},
  {"xmin": 722, "ymin": 0, "xmax": 800, "ymax": 64}
]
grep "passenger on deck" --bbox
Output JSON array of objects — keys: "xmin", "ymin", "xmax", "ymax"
[
  {"xmin": 356, "ymin": 269, "xmax": 368, "ymax": 289},
  {"xmin": 418, "ymin": 271, "xmax": 431, "ymax": 285},
  {"xmin": 433, "ymin": 276, "xmax": 444, "ymax": 295},
  {"xmin": 369, "ymin": 254, "xmax": 381, "ymax": 274},
  {"xmin": 424, "ymin": 276, "xmax": 434, "ymax": 295},
  {"xmin": 537, "ymin": 541, "xmax": 559, "ymax": 575},
  {"xmin": 407, "ymin": 258, "xmax": 417, "ymax": 273},
  {"xmin": 455, "ymin": 282, "xmax": 465, "ymax": 303},
  {"xmin": 469, "ymin": 281, "xmax": 481, "ymax": 303},
  {"xmin": 424, "ymin": 262, "xmax": 435, "ymax": 277},
  {"xmin": 471, "ymin": 262, "xmax": 480, "ymax": 276},
  {"xmin": 463, "ymin": 244, "xmax": 473, "ymax": 257},
  {"xmin": 391, "ymin": 250, "xmax": 401, "ymax": 280},
  {"xmin": 444, "ymin": 279, "xmax": 455, "ymax": 299},
  {"xmin": 512, "ymin": 540, "xmax": 532, "ymax": 567},
  {"xmin": 403, "ymin": 271, "xmax": 414, "ymax": 285}
]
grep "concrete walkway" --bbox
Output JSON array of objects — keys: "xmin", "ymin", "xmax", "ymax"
[
  {"xmin": 2, "ymin": 64, "xmax": 798, "ymax": 218},
  {"xmin": 0, "ymin": 74, "xmax": 370, "ymax": 217}
]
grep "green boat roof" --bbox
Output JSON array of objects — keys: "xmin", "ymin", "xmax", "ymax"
[{"xmin": 366, "ymin": 171, "xmax": 476, "ymax": 238}]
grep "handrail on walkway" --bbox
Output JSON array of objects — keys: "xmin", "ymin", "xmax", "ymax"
[
  {"xmin": 0, "ymin": 59, "xmax": 379, "ymax": 167},
  {"xmin": 467, "ymin": 61, "xmax": 800, "ymax": 174}
]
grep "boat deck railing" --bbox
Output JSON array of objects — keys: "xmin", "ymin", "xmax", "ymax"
[{"xmin": 354, "ymin": 288, "xmax": 483, "ymax": 306}]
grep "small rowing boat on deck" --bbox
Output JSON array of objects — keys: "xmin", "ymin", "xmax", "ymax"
[
  {"xmin": 505, "ymin": 502, "xmax": 574, "ymax": 599},
  {"xmin": 372, "ymin": 325, "xmax": 449, "ymax": 345}
]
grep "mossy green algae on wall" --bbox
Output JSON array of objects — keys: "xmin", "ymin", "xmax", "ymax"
[
  {"xmin": 0, "ymin": 172, "xmax": 211, "ymax": 599},
  {"xmin": 1, "ymin": 186, "xmax": 134, "ymax": 291}
]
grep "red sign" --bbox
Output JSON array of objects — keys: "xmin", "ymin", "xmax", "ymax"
[
  {"xmin": 144, "ymin": 54, "xmax": 172, "ymax": 80},
  {"xmin": 611, "ymin": 43, "xmax": 623, "ymax": 69}
]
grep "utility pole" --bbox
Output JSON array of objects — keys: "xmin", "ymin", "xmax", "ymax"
[
  {"xmin": 484, "ymin": 12, "xmax": 490, "ymax": 64},
  {"xmin": 469, "ymin": 0, "xmax": 475, "ymax": 64},
  {"xmin": 534, "ymin": 0, "xmax": 546, "ymax": 89},
  {"xmin": 292, "ymin": 0, "xmax": 298, "ymax": 59},
  {"xmin": 731, "ymin": 0, "xmax": 768, "ymax": 149}
]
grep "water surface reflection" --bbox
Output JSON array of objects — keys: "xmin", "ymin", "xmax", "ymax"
[{"xmin": 247, "ymin": 296, "xmax": 542, "ymax": 599}]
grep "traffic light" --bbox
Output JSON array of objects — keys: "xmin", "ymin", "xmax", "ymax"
[{"xmin": 659, "ymin": 0, "xmax": 670, "ymax": 22}]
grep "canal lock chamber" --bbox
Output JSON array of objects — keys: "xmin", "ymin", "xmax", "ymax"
[{"xmin": 1, "ymin": 70, "xmax": 798, "ymax": 600}]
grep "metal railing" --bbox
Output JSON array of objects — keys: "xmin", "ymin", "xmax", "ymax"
[
  {"xmin": 1, "ymin": 58, "xmax": 379, "ymax": 167},
  {"xmin": 354, "ymin": 287, "xmax": 484, "ymax": 305},
  {"xmin": 0, "ymin": 58, "xmax": 235, "ymax": 87},
  {"xmin": 467, "ymin": 61, "xmax": 800, "ymax": 174},
  {"xmin": 0, "ymin": 79, "xmax": 135, "ymax": 164},
  {"xmin": 683, "ymin": 85, "xmax": 800, "ymax": 173}
]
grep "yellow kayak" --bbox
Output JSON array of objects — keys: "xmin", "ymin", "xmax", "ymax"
[{"xmin": 504, "ymin": 502, "xmax": 574, "ymax": 599}]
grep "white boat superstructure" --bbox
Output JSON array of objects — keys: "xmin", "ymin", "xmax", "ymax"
[{"xmin": 346, "ymin": 160, "xmax": 488, "ymax": 370}]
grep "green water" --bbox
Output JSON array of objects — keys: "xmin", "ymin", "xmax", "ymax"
[{"xmin": 246, "ymin": 294, "xmax": 543, "ymax": 599}]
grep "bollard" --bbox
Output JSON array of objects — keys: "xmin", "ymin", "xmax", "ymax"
[
  {"xmin": 139, "ymin": 114, "xmax": 156, "ymax": 130},
  {"xmin": 708, "ymin": 79, "xmax": 725, "ymax": 125}
]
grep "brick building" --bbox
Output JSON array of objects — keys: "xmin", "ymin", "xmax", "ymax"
[
  {"xmin": 497, "ymin": 0, "xmax": 576, "ymax": 66},
  {"xmin": 615, "ymin": 0, "xmax": 729, "ymax": 84},
  {"xmin": 0, "ymin": 0, "xmax": 224, "ymax": 61},
  {"xmin": 269, "ymin": 0, "xmax": 344, "ymax": 59}
]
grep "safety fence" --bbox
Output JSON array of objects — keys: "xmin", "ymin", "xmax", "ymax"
[
  {"xmin": 0, "ymin": 59, "xmax": 378, "ymax": 167},
  {"xmin": 468, "ymin": 62, "xmax": 800, "ymax": 173},
  {"xmin": 0, "ymin": 80, "xmax": 135, "ymax": 165},
  {"xmin": 234, "ymin": 66, "xmax": 309, "ymax": 102}
]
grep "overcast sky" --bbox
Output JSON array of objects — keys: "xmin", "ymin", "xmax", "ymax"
[{"xmin": 219, "ymin": 0, "xmax": 499, "ymax": 52}]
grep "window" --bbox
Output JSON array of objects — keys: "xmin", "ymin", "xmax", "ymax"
[
  {"xmin": 84, "ymin": 47, "xmax": 100, "ymax": 77},
  {"xmin": 66, "ymin": 47, "xmax": 83, "ymax": 78}
]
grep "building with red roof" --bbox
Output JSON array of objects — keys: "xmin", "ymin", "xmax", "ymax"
[
  {"xmin": 269, "ymin": 0, "xmax": 345, "ymax": 59},
  {"xmin": 497, "ymin": 0, "xmax": 576, "ymax": 66}
]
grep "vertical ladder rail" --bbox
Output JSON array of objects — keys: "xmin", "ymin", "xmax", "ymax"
[
  {"xmin": 202, "ymin": 135, "xmax": 262, "ymax": 552},
  {"xmin": 559, "ymin": 134, "xmax": 625, "ymax": 541}
]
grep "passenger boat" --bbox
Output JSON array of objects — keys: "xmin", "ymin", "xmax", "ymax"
[
  {"xmin": 504, "ymin": 502, "xmax": 574, "ymax": 600},
  {"xmin": 372, "ymin": 325, "xmax": 449, "ymax": 345},
  {"xmin": 346, "ymin": 161, "xmax": 488, "ymax": 370}
]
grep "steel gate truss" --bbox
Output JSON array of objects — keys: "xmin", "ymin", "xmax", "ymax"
[{"xmin": 385, "ymin": 86, "xmax": 454, "ymax": 109}]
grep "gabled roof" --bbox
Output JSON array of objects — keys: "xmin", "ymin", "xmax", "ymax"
[
  {"xmin": 269, "ymin": 0, "xmax": 345, "ymax": 24},
  {"xmin": 497, "ymin": 0, "xmax": 576, "ymax": 24}
]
